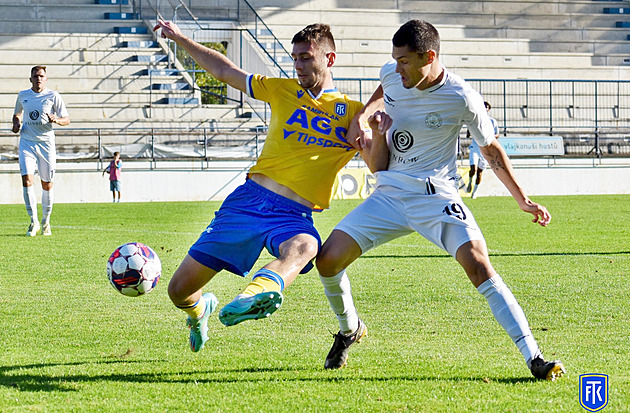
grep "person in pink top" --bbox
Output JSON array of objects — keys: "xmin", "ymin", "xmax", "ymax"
[{"xmin": 102, "ymin": 151, "xmax": 122, "ymax": 202}]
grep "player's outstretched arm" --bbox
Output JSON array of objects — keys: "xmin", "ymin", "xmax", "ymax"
[
  {"xmin": 480, "ymin": 139, "xmax": 551, "ymax": 226},
  {"xmin": 153, "ymin": 19, "xmax": 248, "ymax": 93}
]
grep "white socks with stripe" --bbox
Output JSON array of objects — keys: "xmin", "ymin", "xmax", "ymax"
[
  {"xmin": 320, "ymin": 269, "xmax": 359, "ymax": 335},
  {"xmin": 477, "ymin": 274, "xmax": 541, "ymax": 364}
]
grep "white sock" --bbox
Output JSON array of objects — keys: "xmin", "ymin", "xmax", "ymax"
[
  {"xmin": 23, "ymin": 186, "xmax": 38, "ymax": 223},
  {"xmin": 42, "ymin": 189, "xmax": 53, "ymax": 224},
  {"xmin": 320, "ymin": 269, "xmax": 359, "ymax": 335},
  {"xmin": 477, "ymin": 275, "xmax": 541, "ymax": 365}
]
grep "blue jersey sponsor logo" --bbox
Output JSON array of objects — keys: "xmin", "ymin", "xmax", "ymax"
[
  {"xmin": 580, "ymin": 374, "xmax": 608, "ymax": 412},
  {"xmin": 293, "ymin": 131, "xmax": 353, "ymax": 151},
  {"xmin": 297, "ymin": 90, "xmax": 305, "ymax": 99},
  {"xmin": 285, "ymin": 108, "xmax": 350, "ymax": 147}
]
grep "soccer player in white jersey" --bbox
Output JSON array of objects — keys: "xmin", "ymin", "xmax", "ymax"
[
  {"xmin": 316, "ymin": 20, "xmax": 565, "ymax": 380},
  {"xmin": 153, "ymin": 20, "xmax": 387, "ymax": 353},
  {"xmin": 467, "ymin": 101, "xmax": 499, "ymax": 198},
  {"xmin": 12, "ymin": 66, "xmax": 70, "ymax": 236}
]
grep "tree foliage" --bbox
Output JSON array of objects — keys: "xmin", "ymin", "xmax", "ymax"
[{"xmin": 174, "ymin": 41, "xmax": 228, "ymax": 104}]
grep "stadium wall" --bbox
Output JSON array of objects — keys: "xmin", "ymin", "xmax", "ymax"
[{"xmin": 1, "ymin": 158, "xmax": 629, "ymax": 204}]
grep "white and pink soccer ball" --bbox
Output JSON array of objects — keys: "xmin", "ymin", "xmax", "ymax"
[{"xmin": 107, "ymin": 242, "xmax": 161, "ymax": 297}]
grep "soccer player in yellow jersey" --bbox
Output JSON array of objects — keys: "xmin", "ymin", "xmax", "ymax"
[{"xmin": 153, "ymin": 19, "xmax": 388, "ymax": 352}]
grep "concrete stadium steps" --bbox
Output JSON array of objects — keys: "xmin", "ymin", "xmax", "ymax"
[
  {"xmin": 437, "ymin": 65, "xmax": 630, "ymax": 80},
  {"xmin": 0, "ymin": 3, "xmax": 136, "ymax": 20},
  {"xmin": 332, "ymin": 63, "xmax": 630, "ymax": 81},
  {"xmin": 240, "ymin": 1, "xmax": 630, "ymax": 80},
  {"xmin": 254, "ymin": 7, "xmax": 627, "ymax": 31},
  {"xmin": 335, "ymin": 36, "xmax": 630, "ymax": 57},
  {"xmin": 400, "ymin": 0, "xmax": 630, "ymax": 15},
  {"xmin": 0, "ymin": 18, "xmax": 147, "ymax": 34},
  {"xmin": 0, "ymin": 0, "xmax": 254, "ymax": 134},
  {"xmin": 0, "ymin": 75, "xmax": 188, "ymax": 93},
  {"xmin": 0, "ymin": 33, "xmax": 154, "ymax": 50},
  {"xmin": 256, "ymin": 11, "xmax": 630, "ymax": 43},
  {"xmin": 0, "ymin": 49, "xmax": 169, "ymax": 65},
  {"xmin": 244, "ymin": 0, "xmax": 630, "ymax": 15},
  {"xmin": 0, "ymin": 90, "xmax": 194, "ymax": 106},
  {"xmin": 0, "ymin": 63, "xmax": 168, "ymax": 79},
  {"xmin": 7, "ymin": 0, "xmax": 125, "ymax": 5},
  {"xmin": 0, "ymin": 104, "xmax": 264, "ymax": 130}
]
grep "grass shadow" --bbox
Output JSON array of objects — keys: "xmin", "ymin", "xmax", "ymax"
[
  {"xmin": 0, "ymin": 360, "xmax": 541, "ymax": 392},
  {"xmin": 361, "ymin": 250, "xmax": 630, "ymax": 259}
]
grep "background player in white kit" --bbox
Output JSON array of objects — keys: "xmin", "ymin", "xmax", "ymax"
[
  {"xmin": 316, "ymin": 20, "xmax": 565, "ymax": 380},
  {"xmin": 12, "ymin": 66, "xmax": 70, "ymax": 236},
  {"xmin": 467, "ymin": 101, "xmax": 499, "ymax": 198}
]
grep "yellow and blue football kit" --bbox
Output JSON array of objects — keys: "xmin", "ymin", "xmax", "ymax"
[
  {"xmin": 189, "ymin": 74, "xmax": 363, "ymax": 277},
  {"xmin": 247, "ymin": 74, "xmax": 363, "ymax": 210}
]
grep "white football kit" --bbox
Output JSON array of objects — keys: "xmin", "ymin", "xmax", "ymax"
[
  {"xmin": 335, "ymin": 61, "xmax": 498, "ymax": 257},
  {"xmin": 14, "ymin": 88, "xmax": 69, "ymax": 181},
  {"xmin": 469, "ymin": 117, "xmax": 498, "ymax": 170}
]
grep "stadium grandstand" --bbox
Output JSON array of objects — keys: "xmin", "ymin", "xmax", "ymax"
[{"xmin": 1, "ymin": 0, "xmax": 630, "ymax": 202}]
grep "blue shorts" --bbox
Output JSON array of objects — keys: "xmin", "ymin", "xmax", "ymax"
[
  {"xmin": 110, "ymin": 180, "xmax": 121, "ymax": 191},
  {"xmin": 189, "ymin": 179, "xmax": 321, "ymax": 276}
]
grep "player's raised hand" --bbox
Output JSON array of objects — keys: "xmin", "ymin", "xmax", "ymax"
[
  {"xmin": 520, "ymin": 200, "xmax": 551, "ymax": 227},
  {"xmin": 353, "ymin": 110, "xmax": 390, "ymax": 150},
  {"xmin": 153, "ymin": 18, "xmax": 182, "ymax": 41},
  {"xmin": 368, "ymin": 110, "xmax": 391, "ymax": 136}
]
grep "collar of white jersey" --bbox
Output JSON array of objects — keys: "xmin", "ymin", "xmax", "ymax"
[
  {"xmin": 307, "ymin": 87, "xmax": 338, "ymax": 100},
  {"xmin": 30, "ymin": 87, "xmax": 51, "ymax": 95},
  {"xmin": 419, "ymin": 66, "xmax": 448, "ymax": 95}
]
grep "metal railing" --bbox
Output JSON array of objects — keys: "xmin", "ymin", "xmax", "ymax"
[
  {"xmin": 0, "ymin": 127, "xmax": 269, "ymax": 169},
  {"xmin": 335, "ymin": 78, "xmax": 630, "ymax": 136}
]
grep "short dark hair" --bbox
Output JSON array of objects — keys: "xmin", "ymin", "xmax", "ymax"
[
  {"xmin": 31, "ymin": 65, "xmax": 47, "ymax": 76},
  {"xmin": 392, "ymin": 20, "xmax": 440, "ymax": 57},
  {"xmin": 292, "ymin": 23, "xmax": 336, "ymax": 52}
]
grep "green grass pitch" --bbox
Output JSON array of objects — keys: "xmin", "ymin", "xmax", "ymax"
[{"xmin": 0, "ymin": 195, "xmax": 629, "ymax": 412}]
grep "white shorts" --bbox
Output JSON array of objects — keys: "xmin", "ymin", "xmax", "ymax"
[
  {"xmin": 334, "ymin": 177, "xmax": 486, "ymax": 258},
  {"xmin": 19, "ymin": 138, "xmax": 56, "ymax": 182},
  {"xmin": 469, "ymin": 148, "xmax": 488, "ymax": 170}
]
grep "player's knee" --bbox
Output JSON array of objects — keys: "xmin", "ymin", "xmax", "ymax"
[
  {"xmin": 22, "ymin": 175, "xmax": 34, "ymax": 187},
  {"xmin": 316, "ymin": 246, "xmax": 345, "ymax": 276},
  {"xmin": 296, "ymin": 238, "xmax": 319, "ymax": 260},
  {"xmin": 280, "ymin": 235, "xmax": 319, "ymax": 262},
  {"xmin": 167, "ymin": 275, "xmax": 188, "ymax": 304}
]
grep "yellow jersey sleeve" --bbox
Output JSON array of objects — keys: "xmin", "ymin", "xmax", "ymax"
[{"xmin": 247, "ymin": 74, "xmax": 363, "ymax": 209}]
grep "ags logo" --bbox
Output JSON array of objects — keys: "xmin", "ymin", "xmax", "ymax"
[{"xmin": 284, "ymin": 107, "xmax": 353, "ymax": 150}]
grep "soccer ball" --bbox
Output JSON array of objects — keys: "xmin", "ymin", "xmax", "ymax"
[{"xmin": 107, "ymin": 242, "xmax": 161, "ymax": 297}]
